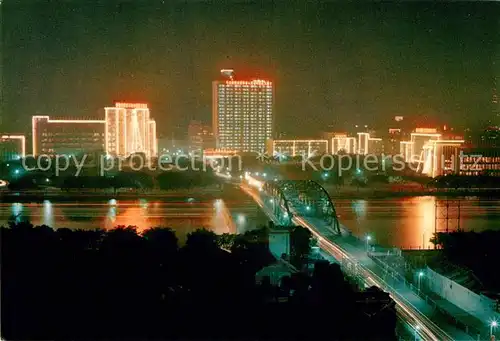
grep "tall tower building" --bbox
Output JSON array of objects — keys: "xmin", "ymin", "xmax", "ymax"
[{"xmin": 212, "ymin": 69, "xmax": 273, "ymax": 153}]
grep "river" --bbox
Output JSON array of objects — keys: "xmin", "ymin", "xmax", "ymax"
[{"xmin": 1, "ymin": 190, "xmax": 499, "ymax": 249}]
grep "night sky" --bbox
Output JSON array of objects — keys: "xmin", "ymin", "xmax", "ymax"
[{"xmin": 2, "ymin": 0, "xmax": 499, "ymax": 137}]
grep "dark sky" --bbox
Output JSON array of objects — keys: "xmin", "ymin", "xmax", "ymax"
[{"xmin": 2, "ymin": 0, "xmax": 499, "ymax": 137}]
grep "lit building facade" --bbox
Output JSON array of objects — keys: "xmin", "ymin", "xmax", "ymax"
[
  {"xmin": 267, "ymin": 139, "xmax": 328, "ymax": 158},
  {"xmin": 0, "ymin": 134, "xmax": 26, "ymax": 161},
  {"xmin": 32, "ymin": 116, "xmax": 106, "ymax": 156},
  {"xmin": 460, "ymin": 148, "xmax": 500, "ymax": 176},
  {"xmin": 357, "ymin": 133, "xmax": 370, "ymax": 155},
  {"xmin": 212, "ymin": 69, "xmax": 273, "ymax": 153},
  {"xmin": 105, "ymin": 102, "xmax": 157, "ymax": 158},
  {"xmin": 357, "ymin": 132, "xmax": 384, "ymax": 155},
  {"xmin": 203, "ymin": 148, "xmax": 239, "ymax": 159},
  {"xmin": 32, "ymin": 102, "xmax": 157, "ymax": 158},
  {"xmin": 410, "ymin": 128, "xmax": 441, "ymax": 162},
  {"xmin": 400, "ymin": 141, "xmax": 413, "ymax": 162},
  {"xmin": 421, "ymin": 140, "xmax": 464, "ymax": 177},
  {"xmin": 331, "ymin": 134, "xmax": 357, "ymax": 154}
]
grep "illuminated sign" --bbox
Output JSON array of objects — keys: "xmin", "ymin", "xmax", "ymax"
[{"xmin": 114, "ymin": 102, "xmax": 148, "ymax": 109}]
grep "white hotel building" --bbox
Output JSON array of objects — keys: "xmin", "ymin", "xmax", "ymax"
[{"xmin": 212, "ymin": 69, "xmax": 273, "ymax": 153}]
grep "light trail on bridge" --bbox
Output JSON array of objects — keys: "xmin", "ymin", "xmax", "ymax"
[{"xmin": 241, "ymin": 178, "xmax": 455, "ymax": 341}]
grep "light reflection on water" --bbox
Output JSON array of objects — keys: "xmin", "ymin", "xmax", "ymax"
[
  {"xmin": 2, "ymin": 197, "xmax": 500, "ymax": 249},
  {"xmin": 1, "ymin": 197, "xmax": 260, "ymax": 243},
  {"xmin": 334, "ymin": 196, "xmax": 500, "ymax": 249}
]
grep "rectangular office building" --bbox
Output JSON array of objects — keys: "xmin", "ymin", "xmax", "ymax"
[
  {"xmin": 32, "ymin": 116, "xmax": 105, "ymax": 156},
  {"xmin": 213, "ymin": 70, "xmax": 273, "ymax": 153}
]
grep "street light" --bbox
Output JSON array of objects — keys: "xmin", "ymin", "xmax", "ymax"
[
  {"xmin": 417, "ymin": 271, "xmax": 424, "ymax": 292},
  {"xmin": 491, "ymin": 320, "xmax": 498, "ymax": 337},
  {"xmin": 365, "ymin": 235, "xmax": 372, "ymax": 252},
  {"xmin": 414, "ymin": 325, "xmax": 420, "ymax": 341}
]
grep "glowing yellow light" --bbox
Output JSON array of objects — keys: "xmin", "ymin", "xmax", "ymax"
[{"xmin": 272, "ymin": 139, "xmax": 328, "ymax": 157}]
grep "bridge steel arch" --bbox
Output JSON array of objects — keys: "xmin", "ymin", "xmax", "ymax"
[
  {"xmin": 267, "ymin": 180, "xmax": 341, "ymax": 235},
  {"xmin": 305, "ymin": 180, "xmax": 341, "ymax": 235},
  {"xmin": 262, "ymin": 181, "xmax": 294, "ymax": 226}
]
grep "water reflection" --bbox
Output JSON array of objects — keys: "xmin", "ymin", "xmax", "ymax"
[
  {"xmin": 43, "ymin": 200, "xmax": 54, "ymax": 227},
  {"xmin": 2, "ymin": 197, "xmax": 500, "ymax": 250},
  {"xmin": 212, "ymin": 199, "xmax": 236, "ymax": 234},
  {"xmin": 10, "ymin": 203, "xmax": 23, "ymax": 223},
  {"xmin": 335, "ymin": 196, "xmax": 500, "ymax": 250},
  {"xmin": 351, "ymin": 200, "xmax": 367, "ymax": 220},
  {"xmin": 416, "ymin": 197, "xmax": 435, "ymax": 250}
]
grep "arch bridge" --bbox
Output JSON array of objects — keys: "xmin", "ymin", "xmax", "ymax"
[{"xmin": 261, "ymin": 180, "xmax": 341, "ymax": 235}]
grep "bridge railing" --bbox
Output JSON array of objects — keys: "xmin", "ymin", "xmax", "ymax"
[{"xmin": 368, "ymin": 252, "xmax": 481, "ymax": 338}]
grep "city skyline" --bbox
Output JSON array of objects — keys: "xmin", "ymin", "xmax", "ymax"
[{"xmin": 2, "ymin": 1, "xmax": 499, "ymax": 136}]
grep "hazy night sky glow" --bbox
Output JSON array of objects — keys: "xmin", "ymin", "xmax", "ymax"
[{"xmin": 2, "ymin": 1, "xmax": 499, "ymax": 136}]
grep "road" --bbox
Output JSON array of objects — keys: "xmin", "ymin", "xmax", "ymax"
[{"xmin": 241, "ymin": 181, "xmax": 473, "ymax": 341}]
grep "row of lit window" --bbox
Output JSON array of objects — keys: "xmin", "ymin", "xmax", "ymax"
[
  {"xmin": 218, "ymin": 86, "xmax": 272, "ymax": 90},
  {"xmin": 218, "ymin": 105, "xmax": 272, "ymax": 108},
  {"xmin": 460, "ymin": 164, "xmax": 500, "ymax": 170},
  {"xmin": 219, "ymin": 124, "xmax": 271, "ymax": 127},
  {"xmin": 461, "ymin": 157, "xmax": 500, "ymax": 163}
]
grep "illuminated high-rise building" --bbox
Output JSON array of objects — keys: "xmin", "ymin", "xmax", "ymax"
[
  {"xmin": 105, "ymin": 102, "xmax": 157, "ymax": 158},
  {"xmin": 212, "ymin": 69, "xmax": 273, "ymax": 153}
]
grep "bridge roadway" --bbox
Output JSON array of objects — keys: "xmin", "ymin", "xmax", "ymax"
[{"xmin": 241, "ymin": 182, "xmax": 473, "ymax": 341}]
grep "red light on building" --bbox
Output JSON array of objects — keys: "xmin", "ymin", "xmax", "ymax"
[
  {"xmin": 225, "ymin": 79, "xmax": 272, "ymax": 86},
  {"xmin": 114, "ymin": 102, "xmax": 148, "ymax": 109}
]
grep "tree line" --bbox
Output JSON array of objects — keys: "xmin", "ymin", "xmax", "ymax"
[{"xmin": 1, "ymin": 222, "xmax": 397, "ymax": 340}]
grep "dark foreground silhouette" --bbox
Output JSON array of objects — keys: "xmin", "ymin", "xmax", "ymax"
[{"xmin": 1, "ymin": 223, "xmax": 397, "ymax": 340}]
